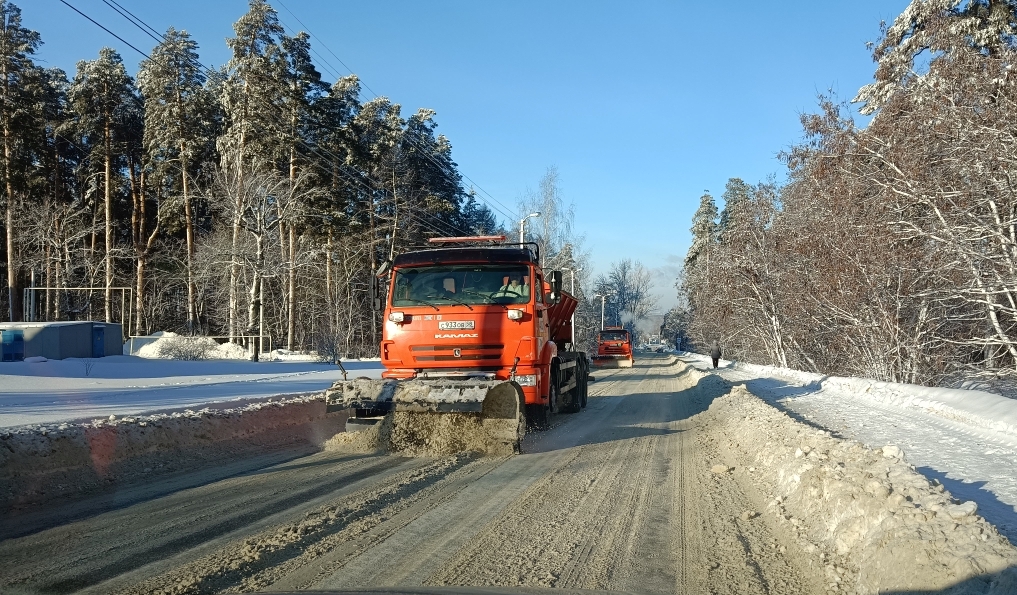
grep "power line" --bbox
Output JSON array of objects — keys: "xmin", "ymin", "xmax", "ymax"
[
  {"xmin": 61, "ymin": 0, "xmax": 477, "ymax": 241},
  {"xmin": 110, "ymin": 0, "xmax": 477, "ymax": 240},
  {"xmin": 271, "ymin": 0, "xmax": 518, "ymax": 222},
  {"xmin": 57, "ymin": 0, "xmax": 150, "ymax": 59},
  {"xmin": 102, "ymin": 0, "xmax": 163, "ymax": 43}
]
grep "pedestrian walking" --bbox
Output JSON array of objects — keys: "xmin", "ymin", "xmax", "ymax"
[{"xmin": 710, "ymin": 341, "xmax": 721, "ymax": 369}]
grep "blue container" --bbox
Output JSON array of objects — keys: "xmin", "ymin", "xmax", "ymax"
[{"xmin": 1, "ymin": 330, "xmax": 25, "ymax": 362}]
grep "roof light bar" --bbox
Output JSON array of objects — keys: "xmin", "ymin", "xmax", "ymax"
[{"xmin": 427, "ymin": 235, "xmax": 507, "ymax": 244}]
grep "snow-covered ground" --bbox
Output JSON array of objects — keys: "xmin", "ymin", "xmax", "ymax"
[
  {"xmin": 683, "ymin": 353, "xmax": 1017, "ymax": 544},
  {"xmin": 0, "ymin": 355, "xmax": 384, "ymax": 428}
]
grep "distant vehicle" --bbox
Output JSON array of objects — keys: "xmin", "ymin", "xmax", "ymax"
[{"xmin": 594, "ymin": 326, "xmax": 634, "ymax": 368}]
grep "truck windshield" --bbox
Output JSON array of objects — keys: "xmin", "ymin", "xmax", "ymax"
[
  {"xmin": 600, "ymin": 331, "xmax": 629, "ymax": 342},
  {"xmin": 391, "ymin": 265, "xmax": 532, "ymax": 306}
]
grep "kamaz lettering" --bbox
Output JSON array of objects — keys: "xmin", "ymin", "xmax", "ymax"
[{"xmin": 434, "ymin": 333, "xmax": 479, "ymax": 339}]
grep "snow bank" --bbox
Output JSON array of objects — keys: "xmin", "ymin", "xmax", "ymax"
[
  {"xmin": 0, "ymin": 392, "xmax": 345, "ymax": 511},
  {"xmin": 685, "ymin": 363, "xmax": 1017, "ymax": 593},
  {"xmin": 133, "ymin": 332, "xmax": 251, "ymax": 360},
  {"xmin": 724, "ymin": 358, "xmax": 1017, "ymax": 440}
]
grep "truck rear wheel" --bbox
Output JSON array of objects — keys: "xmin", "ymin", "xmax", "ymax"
[
  {"xmin": 525, "ymin": 404, "xmax": 550, "ymax": 429},
  {"xmin": 579, "ymin": 360, "xmax": 589, "ymax": 408},
  {"xmin": 558, "ymin": 360, "xmax": 580, "ymax": 414}
]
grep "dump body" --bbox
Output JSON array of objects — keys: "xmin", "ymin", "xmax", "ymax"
[
  {"xmin": 325, "ymin": 239, "xmax": 590, "ymax": 452},
  {"xmin": 593, "ymin": 326, "xmax": 634, "ymax": 368}
]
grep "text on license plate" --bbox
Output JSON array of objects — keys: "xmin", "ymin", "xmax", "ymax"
[{"xmin": 438, "ymin": 320, "xmax": 475, "ymax": 330}]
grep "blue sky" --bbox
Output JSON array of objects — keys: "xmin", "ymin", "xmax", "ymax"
[{"xmin": 24, "ymin": 0, "xmax": 911, "ymax": 310}]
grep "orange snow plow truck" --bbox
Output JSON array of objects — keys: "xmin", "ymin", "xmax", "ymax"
[
  {"xmin": 325, "ymin": 236, "xmax": 591, "ymax": 453},
  {"xmin": 593, "ymin": 326, "xmax": 634, "ymax": 368}
]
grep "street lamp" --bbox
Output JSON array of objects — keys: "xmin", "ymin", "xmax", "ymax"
[
  {"xmin": 593, "ymin": 293, "xmax": 609, "ymax": 331},
  {"xmin": 519, "ymin": 212, "xmax": 540, "ymax": 243},
  {"xmin": 562, "ymin": 267, "xmax": 582, "ymax": 346}
]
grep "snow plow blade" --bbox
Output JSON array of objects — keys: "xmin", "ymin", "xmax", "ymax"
[
  {"xmin": 592, "ymin": 356, "xmax": 633, "ymax": 368},
  {"xmin": 325, "ymin": 378, "xmax": 525, "ymax": 455}
]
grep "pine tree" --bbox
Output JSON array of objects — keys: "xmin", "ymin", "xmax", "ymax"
[
  {"xmin": 280, "ymin": 31, "xmax": 325, "ymax": 349},
  {"xmin": 718, "ymin": 177, "xmax": 752, "ymax": 243},
  {"xmin": 855, "ymin": 0, "xmax": 1017, "ymax": 114},
  {"xmin": 0, "ymin": 0, "xmax": 41, "ymax": 321},
  {"xmin": 685, "ymin": 192, "xmax": 718, "ymax": 272},
  {"xmin": 68, "ymin": 47, "xmax": 138, "ymax": 323},
  {"xmin": 137, "ymin": 28, "xmax": 215, "ymax": 332},
  {"xmin": 220, "ymin": 0, "xmax": 287, "ymax": 340}
]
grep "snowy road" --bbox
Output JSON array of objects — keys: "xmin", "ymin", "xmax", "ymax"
[
  {"xmin": 3, "ymin": 355, "xmax": 1014, "ymax": 594},
  {"xmin": 684, "ymin": 353, "xmax": 1017, "ymax": 545},
  {"xmin": 0, "ymin": 356, "xmax": 384, "ymax": 428},
  {"xmin": 0, "ymin": 357, "xmax": 832, "ymax": 595}
]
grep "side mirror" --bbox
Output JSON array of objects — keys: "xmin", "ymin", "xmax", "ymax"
[{"xmin": 549, "ymin": 270, "xmax": 563, "ymax": 304}]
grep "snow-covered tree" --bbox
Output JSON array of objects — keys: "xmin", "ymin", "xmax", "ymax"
[
  {"xmin": 0, "ymin": 0, "xmax": 41, "ymax": 321},
  {"xmin": 138, "ymin": 28, "xmax": 217, "ymax": 332},
  {"xmin": 855, "ymin": 0, "xmax": 1017, "ymax": 114},
  {"xmin": 68, "ymin": 47, "xmax": 139, "ymax": 323}
]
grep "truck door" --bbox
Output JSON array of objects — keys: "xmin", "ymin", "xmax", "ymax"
[{"xmin": 534, "ymin": 273, "xmax": 549, "ymax": 347}]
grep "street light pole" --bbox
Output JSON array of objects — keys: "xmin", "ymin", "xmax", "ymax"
[
  {"xmin": 519, "ymin": 212, "xmax": 541, "ymax": 244},
  {"xmin": 594, "ymin": 293, "xmax": 607, "ymax": 330},
  {"xmin": 563, "ymin": 267, "xmax": 582, "ymax": 346}
]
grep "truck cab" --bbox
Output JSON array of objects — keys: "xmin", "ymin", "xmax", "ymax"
[
  {"xmin": 593, "ymin": 326, "xmax": 634, "ymax": 368},
  {"xmin": 379, "ymin": 238, "xmax": 585, "ymax": 416}
]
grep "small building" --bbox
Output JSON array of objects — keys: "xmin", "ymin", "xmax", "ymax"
[{"xmin": 0, "ymin": 321, "xmax": 123, "ymax": 361}]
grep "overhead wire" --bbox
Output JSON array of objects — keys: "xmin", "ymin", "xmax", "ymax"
[
  {"xmin": 89, "ymin": 0, "xmax": 476, "ymax": 240},
  {"xmin": 58, "ymin": 0, "xmax": 150, "ymax": 59},
  {"xmin": 272, "ymin": 0, "xmax": 518, "ymax": 223},
  {"xmin": 102, "ymin": 0, "xmax": 508, "ymax": 231},
  {"xmin": 105, "ymin": 0, "xmax": 477, "ymax": 240}
]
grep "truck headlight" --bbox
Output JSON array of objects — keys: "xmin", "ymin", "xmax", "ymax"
[
  {"xmin": 388, "ymin": 311, "xmax": 405, "ymax": 323},
  {"xmin": 507, "ymin": 309, "xmax": 524, "ymax": 320},
  {"xmin": 514, "ymin": 374, "xmax": 537, "ymax": 386}
]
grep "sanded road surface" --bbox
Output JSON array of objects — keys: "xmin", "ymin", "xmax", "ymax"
[{"xmin": 0, "ymin": 355, "xmax": 826, "ymax": 594}]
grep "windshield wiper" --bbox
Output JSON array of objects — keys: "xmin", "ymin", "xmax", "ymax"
[
  {"xmin": 434, "ymin": 295, "xmax": 474, "ymax": 310},
  {"xmin": 458, "ymin": 289, "xmax": 505, "ymax": 307},
  {"xmin": 398, "ymin": 297, "xmax": 439, "ymax": 310}
]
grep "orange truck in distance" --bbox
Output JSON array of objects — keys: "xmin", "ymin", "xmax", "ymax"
[
  {"xmin": 326, "ymin": 236, "xmax": 591, "ymax": 453},
  {"xmin": 593, "ymin": 326, "xmax": 634, "ymax": 368}
]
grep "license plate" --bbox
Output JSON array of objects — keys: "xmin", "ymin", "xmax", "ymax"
[{"xmin": 438, "ymin": 320, "xmax": 475, "ymax": 330}]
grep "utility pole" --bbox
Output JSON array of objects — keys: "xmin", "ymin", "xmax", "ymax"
[{"xmin": 564, "ymin": 267, "xmax": 581, "ymax": 346}]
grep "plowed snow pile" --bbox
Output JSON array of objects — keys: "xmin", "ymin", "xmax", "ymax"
[
  {"xmin": 326, "ymin": 411, "xmax": 518, "ymax": 457},
  {"xmin": 1, "ymin": 394, "xmax": 341, "ymax": 511},
  {"xmin": 689, "ymin": 363, "xmax": 1017, "ymax": 593}
]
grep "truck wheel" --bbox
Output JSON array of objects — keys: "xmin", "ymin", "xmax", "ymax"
[
  {"xmin": 579, "ymin": 358, "xmax": 589, "ymax": 408},
  {"xmin": 551, "ymin": 362, "xmax": 580, "ymax": 414},
  {"xmin": 580, "ymin": 370, "xmax": 588, "ymax": 408},
  {"xmin": 525, "ymin": 404, "xmax": 550, "ymax": 429},
  {"xmin": 560, "ymin": 372, "xmax": 580, "ymax": 414}
]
